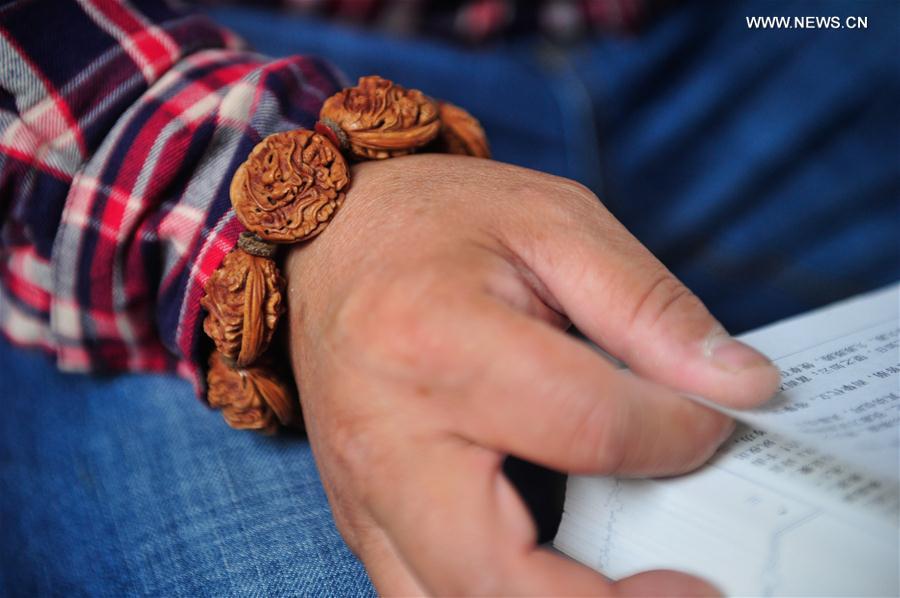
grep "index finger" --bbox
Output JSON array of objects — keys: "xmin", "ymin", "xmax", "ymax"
[
  {"xmin": 502, "ymin": 182, "xmax": 780, "ymax": 409},
  {"xmin": 438, "ymin": 297, "xmax": 733, "ymax": 477}
]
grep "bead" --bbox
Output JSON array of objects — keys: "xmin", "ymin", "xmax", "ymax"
[
  {"xmin": 436, "ymin": 102, "xmax": 491, "ymax": 159},
  {"xmin": 319, "ymin": 75, "xmax": 441, "ymax": 160},
  {"xmin": 207, "ymin": 351, "xmax": 301, "ymax": 434},
  {"xmin": 200, "ymin": 247, "xmax": 284, "ymax": 367},
  {"xmin": 230, "ymin": 129, "xmax": 350, "ymax": 243}
]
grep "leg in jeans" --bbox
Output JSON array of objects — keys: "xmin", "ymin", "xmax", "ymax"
[{"xmin": 0, "ymin": 336, "xmax": 374, "ymax": 596}]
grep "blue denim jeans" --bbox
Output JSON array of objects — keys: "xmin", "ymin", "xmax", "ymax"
[
  {"xmin": 2, "ymin": 1, "xmax": 897, "ymax": 595},
  {"xmin": 0, "ymin": 336, "xmax": 374, "ymax": 596}
]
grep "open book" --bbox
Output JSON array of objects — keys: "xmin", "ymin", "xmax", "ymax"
[{"xmin": 555, "ymin": 284, "xmax": 900, "ymax": 596}]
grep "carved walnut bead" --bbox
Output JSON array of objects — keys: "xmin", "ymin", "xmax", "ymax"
[
  {"xmin": 200, "ymin": 245, "xmax": 284, "ymax": 368},
  {"xmin": 207, "ymin": 351, "xmax": 301, "ymax": 434},
  {"xmin": 230, "ymin": 129, "xmax": 350, "ymax": 243},
  {"xmin": 319, "ymin": 75, "xmax": 441, "ymax": 160},
  {"xmin": 436, "ymin": 102, "xmax": 491, "ymax": 159}
]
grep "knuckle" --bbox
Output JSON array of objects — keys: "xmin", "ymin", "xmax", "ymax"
[
  {"xmin": 540, "ymin": 176, "xmax": 605, "ymax": 222},
  {"xmin": 559, "ymin": 178, "xmax": 601, "ymax": 206},
  {"xmin": 567, "ymin": 396, "xmax": 628, "ymax": 474},
  {"xmin": 629, "ymin": 272, "xmax": 704, "ymax": 331},
  {"xmin": 526, "ymin": 168, "xmax": 598, "ymax": 203}
]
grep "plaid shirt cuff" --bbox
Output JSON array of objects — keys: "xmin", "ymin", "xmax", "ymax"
[{"xmin": 0, "ymin": 1, "xmax": 342, "ymax": 393}]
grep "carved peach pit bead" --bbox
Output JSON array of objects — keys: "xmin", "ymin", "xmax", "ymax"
[
  {"xmin": 207, "ymin": 351, "xmax": 301, "ymax": 434},
  {"xmin": 319, "ymin": 75, "xmax": 441, "ymax": 160},
  {"xmin": 436, "ymin": 102, "xmax": 491, "ymax": 159},
  {"xmin": 200, "ymin": 247, "xmax": 284, "ymax": 367},
  {"xmin": 230, "ymin": 129, "xmax": 350, "ymax": 243}
]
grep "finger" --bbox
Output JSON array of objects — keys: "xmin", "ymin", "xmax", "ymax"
[
  {"xmin": 521, "ymin": 554, "xmax": 722, "ymax": 597},
  {"xmin": 366, "ymin": 435, "xmax": 718, "ymax": 597},
  {"xmin": 507, "ymin": 192, "xmax": 780, "ymax": 408},
  {"xmin": 442, "ymin": 297, "xmax": 732, "ymax": 476},
  {"xmin": 614, "ymin": 570, "xmax": 723, "ymax": 597}
]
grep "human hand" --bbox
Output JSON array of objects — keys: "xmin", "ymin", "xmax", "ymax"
[{"xmin": 285, "ymin": 154, "xmax": 780, "ymax": 596}]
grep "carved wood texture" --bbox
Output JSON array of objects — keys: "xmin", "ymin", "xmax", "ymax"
[
  {"xmin": 231, "ymin": 129, "xmax": 350, "ymax": 243},
  {"xmin": 200, "ymin": 247, "xmax": 284, "ymax": 368},
  {"xmin": 320, "ymin": 75, "xmax": 441, "ymax": 160},
  {"xmin": 207, "ymin": 351, "xmax": 301, "ymax": 434}
]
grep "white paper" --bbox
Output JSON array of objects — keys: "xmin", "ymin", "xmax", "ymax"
[
  {"xmin": 557, "ymin": 454, "xmax": 899, "ymax": 597},
  {"xmin": 555, "ymin": 285, "xmax": 900, "ymax": 596},
  {"xmin": 721, "ymin": 284, "xmax": 899, "ymax": 482}
]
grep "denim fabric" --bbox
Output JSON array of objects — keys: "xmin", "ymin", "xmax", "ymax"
[
  {"xmin": 212, "ymin": 0, "xmax": 899, "ymax": 333},
  {"xmin": 3, "ymin": 1, "xmax": 898, "ymax": 595},
  {"xmin": 573, "ymin": 0, "xmax": 899, "ymax": 332},
  {"xmin": 0, "ymin": 336, "xmax": 374, "ymax": 597}
]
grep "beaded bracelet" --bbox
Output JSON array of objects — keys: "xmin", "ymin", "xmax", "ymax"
[{"xmin": 200, "ymin": 76, "xmax": 490, "ymax": 434}]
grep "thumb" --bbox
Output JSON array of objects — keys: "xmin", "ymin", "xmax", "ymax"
[{"xmin": 513, "ymin": 195, "xmax": 780, "ymax": 409}]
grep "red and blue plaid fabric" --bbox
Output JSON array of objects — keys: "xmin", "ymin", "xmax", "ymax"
[{"xmin": 0, "ymin": 0, "xmax": 341, "ymax": 392}]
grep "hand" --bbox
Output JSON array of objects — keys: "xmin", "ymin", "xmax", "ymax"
[{"xmin": 285, "ymin": 155, "xmax": 780, "ymax": 596}]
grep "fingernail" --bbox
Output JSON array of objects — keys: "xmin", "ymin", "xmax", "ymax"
[{"xmin": 704, "ymin": 332, "xmax": 774, "ymax": 373}]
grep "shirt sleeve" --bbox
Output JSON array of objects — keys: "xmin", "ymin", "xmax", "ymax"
[{"xmin": 0, "ymin": 0, "xmax": 343, "ymax": 393}]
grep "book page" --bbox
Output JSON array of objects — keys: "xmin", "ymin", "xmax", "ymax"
[
  {"xmin": 555, "ymin": 285, "xmax": 900, "ymax": 596},
  {"xmin": 556, "ymin": 440, "xmax": 899, "ymax": 596},
  {"xmin": 711, "ymin": 427, "xmax": 898, "ymax": 527},
  {"xmin": 556, "ymin": 422, "xmax": 900, "ymax": 596},
  {"xmin": 708, "ymin": 284, "xmax": 899, "ymax": 482}
]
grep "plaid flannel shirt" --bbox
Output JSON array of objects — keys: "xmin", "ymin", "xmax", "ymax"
[{"xmin": 0, "ymin": 0, "xmax": 341, "ymax": 392}]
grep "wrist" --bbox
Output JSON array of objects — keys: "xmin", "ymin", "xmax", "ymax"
[{"xmin": 197, "ymin": 74, "xmax": 491, "ymax": 433}]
